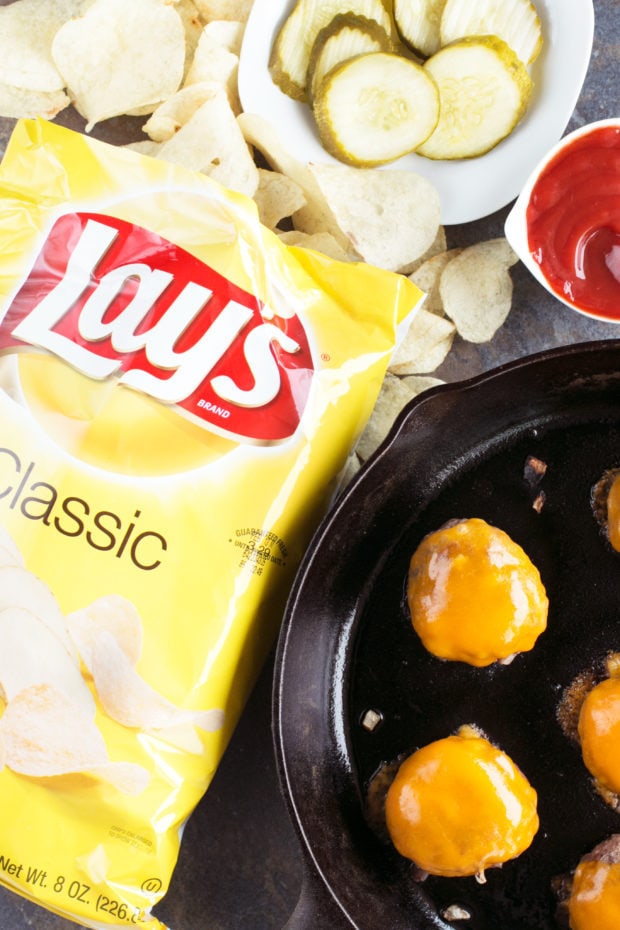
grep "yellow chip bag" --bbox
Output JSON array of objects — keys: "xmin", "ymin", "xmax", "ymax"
[{"xmin": 0, "ymin": 118, "xmax": 423, "ymax": 928}]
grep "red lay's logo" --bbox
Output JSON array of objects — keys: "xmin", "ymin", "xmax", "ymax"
[{"xmin": 0, "ymin": 212, "xmax": 315, "ymax": 443}]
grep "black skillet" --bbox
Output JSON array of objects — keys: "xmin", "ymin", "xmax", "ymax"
[{"xmin": 274, "ymin": 339, "xmax": 620, "ymax": 930}]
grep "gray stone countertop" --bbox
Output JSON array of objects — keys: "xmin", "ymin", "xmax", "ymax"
[{"xmin": 0, "ymin": 0, "xmax": 617, "ymax": 928}]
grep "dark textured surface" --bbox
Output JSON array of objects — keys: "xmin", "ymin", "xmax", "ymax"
[{"xmin": 0, "ymin": 0, "xmax": 617, "ymax": 927}]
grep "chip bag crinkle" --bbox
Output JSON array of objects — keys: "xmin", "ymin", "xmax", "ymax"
[{"xmin": 0, "ymin": 118, "xmax": 423, "ymax": 928}]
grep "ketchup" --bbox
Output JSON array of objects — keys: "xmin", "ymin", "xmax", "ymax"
[{"xmin": 526, "ymin": 125, "xmax": 620, "ymax": 321}]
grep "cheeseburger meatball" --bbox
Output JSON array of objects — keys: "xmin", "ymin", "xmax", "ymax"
[
  {"xmin": 384, "ymin": 726, "xmax": 539, "ymax": 879},
  {"xmin": 578, "ymin": 669, "xmax": 620, "ymax": 799},
  {"xmin": 592, "ymin": 468, "xmax": 620, "ymax": 552},
  {"xmin": 564, "ymin": 836, "xmax": 620, "ymax": 930},
  {"xmin": 407, "ymin": 517, "xmax": 548, "ymax": 667}
]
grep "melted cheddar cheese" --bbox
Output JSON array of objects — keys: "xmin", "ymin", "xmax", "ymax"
[
  {"xmin": 407, "ymin": 517, "xmax": 548, "ymax": 667},
  {"xmin": 384, "ymin": 729, "xmax": 539, "ymax": 878},
  {"xmin": 605, "ymin": 472, "xmax": 620, "ymax": 552},
  {"xmin": 578, "ymin": 676, "xmax": 620, "ymax": 795},
  {"xmin": 568, "ymin": 858, "xmax": 620, "ymax": 930}
]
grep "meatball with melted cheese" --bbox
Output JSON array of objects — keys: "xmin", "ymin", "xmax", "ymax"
[
  {"xmin": 578, "ymin": 670, "xmax": 620, "ymax": 798},
  {"xmin": 384, "ymin": 727, "xmax": 539, "ymax": 879},
  {"xmin": 592, "ymin": 468, "xmax": 620, "ymax": 552},
  {"xmin": 565, "ymin": 836, "xmax": 620, "ymax": 930},
  {"xmin": 605, "ymin": 473, "xmax": 620, "ymax": 551},
  {"xmin": 407, "ymin": 517, "xmax": 549, "ymax": 667}
]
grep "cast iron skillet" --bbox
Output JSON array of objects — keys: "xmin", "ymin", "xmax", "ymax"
[{"xmin": 274, "ymin": 339, "xmax": 620, "ymax": 930}]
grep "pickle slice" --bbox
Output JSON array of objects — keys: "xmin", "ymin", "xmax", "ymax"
[
  {"xmin": 394, "ymin": 0, "xmax": 449, "ymax": 58},
  {"xmin": 313, "ymin": 51, "xmax": 439, "ymax": 167},
  {"xmin": 269, "ymin": 0, "xmax": 394, "ymax": 101},
  {"xmin": 308, "ymin": 13, "xmax": 394, "ymax": 103},
  {"xmin": 416, "ymin": 35, "xmax": 533, "ymax": 160},
  {"xmin": 440, "ymin": 0, "xmax": 543, "ymax": 65}
]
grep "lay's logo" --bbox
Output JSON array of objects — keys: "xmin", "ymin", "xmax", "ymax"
[{"xmin": 0, "ymin": 212, "xmax": 315, "ymax": 443}]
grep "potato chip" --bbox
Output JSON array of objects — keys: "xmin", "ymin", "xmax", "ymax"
[
  {"xmin": 90, "ymin": 630, "xmax": 224, "ymax": 734},
  {"xmin": 125, "ymin": 139, "xmax": 162, "ymax": 157},
  {"xmin": 175, "ymin": 0, "xmax": 205, "ymax": 78},
  {"xmin": 202, "ymin": 19, "xmax": 246, "ymax": 55},
  {"xmin": 356, "ymin": 373, "xmax": 417, "ymax": 462},
  {"xmin": 399, "ymin": 224, "xmax": 448, "ymax": 276},
  {"xmin": 0, "ymin": 684, "xmax": 107, "ymax": 777},
  {"xmin": 337, "ymin": 453, "xmax": 362, "ymax": 491},
  {"xmin": 0, "ymin": 0, "xmax": 83, "ymax": 94},
  {"xmin": 389, "ymin": 306, "xmax": 456, "ymax": 375},
  {"xmin": 0, "ymin": 607, "xmax": 95, "ymax": 713},
  {"xmin": 0, "ymin": 564, "xmax": 77, "ymax": 662},
  {"xmin": 0, "ymin": 82, "xmax": 69, "ymax": 121},
  {"xmin": 277, "ymin": 229, "xmax": 352, "ymax": 263},
  {"xmin": 308, "ymin": 163, "xmax": 442, "ymax": 273},
  {"xmin": 439, "ymin": 237, "xmax": 518, "ymax": 343},
  {"xmin": 143, "ymin": 82, "xmax": 221, "ymax": 142},
  {"xmin": 237, "ymin": 112, "xmax": 351, "ymax": 250},
  {"xmin": 400, "ymin": 374, "xmax": 446, "ymax": 395},
  {"xmin": 51, "ymin": 0, "xmax": 186, "ymax": 129},
  {"xmin": 254, "ymin": 168, "xmax": 306, "ymax": 229},
  {"xmin": 409, "ymin": 248, "xmax": 463, "ymax": 315},
  {"xmin": 67, "ymin": 594, "xmax": 143, "ymax": 671},
  {"xmin": 156, "ymin": 85, "xmax": 259, "ymax": 196},
  {"xmin": 193, "ymin": 0, "xmax": 254, "ymax": 20},
  {"xmin": 183, "ymin": 27, "xmax": 241, "ymax": 112}
]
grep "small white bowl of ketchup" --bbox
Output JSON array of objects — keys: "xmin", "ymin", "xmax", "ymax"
[{"xmin": 505, "ymin": 118, "xmax": 620, "ymax": 323}]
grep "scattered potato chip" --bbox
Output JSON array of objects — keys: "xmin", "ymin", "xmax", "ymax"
[
  {"xmin": 0, "ymin": 564, "xmax": 77, "ymax": 662},
  {"xmin": 0, "ymin": 0, "xmax": 83, "ymax": 94},
  {"xmin": 193, "ymin": 0, "xmax": 253, "ymax": 20},
  {"xmin": 156, "ymin": 85, "xmax": 258, "ymax": 196},
  {"xmin": 356, "ymin": 373, "xmax": 417, "ymax": 462},
  {"xmin": 307, "ymin": 163, "xmax": 442, "ymax": 273},
  {"xmin": 277, "ymin": 230, "xmax": 352, "ymax": 263},
  {"xmin": 0, "ymin": 82, "xmax": 69, "ymax": 121},
  {"xmin": 409, "ymin": 248, "xmax": 463, "ymax": 315},
  {"xmin": 182, "ymin": 28, "xmax": 241, "ymax": 113},
  {"xmin": 439, "ymin": 237, "xmax": 518, "ymax": 342},
  {"xmin": 0, "ymin": 607, "xmax": 95, "ymax": 713},
  {"xmin": 254, "ymin": 168, "xmax": 306, "ymax": 229},
  {"xmin": 400, "ymin": 374, "xmax": 446, "ymax": 394},
  {"xmin": 51, "ymin": 0, "xmax": 186, "ymax": 129},
  {"xmin": 237, "ymin": 112, "xmax": 351, "ymax": 250},
  {"xmin": 399, "ymin": 224, "xmax": 448, "ymax": 276},
  {"xmin": 338, "ymin": 453, "xmax": 362, "ymax": 490},
  {"xmin": 67, "ymin": 594, "xmax": 143, "ymax": 671},
  {"xmin": 175, "ymin": 0, "xmax": 206, "ymax": 78},
  {"xmin": 201, "ymin": 19, "xmax": 246, "ymax": 55},
  {"xmin": 90, "ymin": 630, "xmax": 224, "ymax": 735},
  {"xmin": 389, "ymin": 306, "xmax": 456, "ymax": 375},
  {"xmin": 143, "ymin": 81, "xmax": 221, "ymax": 142},
  {"xmin": 125, "ymin": 139, "xmax": 162, "ymax": 157}
]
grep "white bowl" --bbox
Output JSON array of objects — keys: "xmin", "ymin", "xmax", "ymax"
[
  {"xmin": 238, "ymin": 0, "xmax": 594, "ymax": 226},
  {"xmin": 504, "ymin": 118, "xmax": 620, "ymax": 323}
]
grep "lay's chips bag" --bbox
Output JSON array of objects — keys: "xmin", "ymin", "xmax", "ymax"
[{"xmin": 0, "ymin": 118, "xmax": 423, "ymax": 928}]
